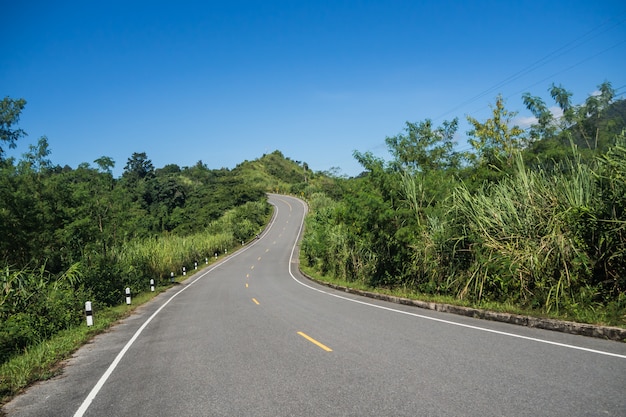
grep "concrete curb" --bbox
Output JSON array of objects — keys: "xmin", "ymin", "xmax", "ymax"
[{"xmin": 302, "ymin": 273, "xmax": 626, "ymax": 343}]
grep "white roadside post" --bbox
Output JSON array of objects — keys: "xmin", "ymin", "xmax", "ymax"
[
  {"xmin": 182, "ymin": 266, "xmax": 186, "ymax": 276},
  {"xmin": 125, "ymin": 287, "xmax": 131, "ymax": 305},
  {"xmin": 194, "ymin": 261, "xmax": 197, "ymax": 270},
  {"xmin": 170, "ymin": 272, "xmax": 174, "ymax": 283},
  {"xmin": 85, "ymin": 301, "xmax": 93, "ymax": 326},
  {"xmin": 214, "ymin": 252, "xmax": 218, "ymax": 259},
  {"xmin": 150, "ymin": 279, "xmax": 155, "ymax": 292},
  {"xmin": 205, "ymin": 257, "xmax": 208, "ymax": 265}
]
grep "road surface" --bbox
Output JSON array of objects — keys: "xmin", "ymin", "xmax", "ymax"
[{"xmin": 4, "ymin": 194, "xmax": 626, "ymax": 416}]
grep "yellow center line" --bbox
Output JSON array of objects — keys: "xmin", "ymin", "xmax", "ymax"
[
  {"xmin": 245, "ymin": 283, "xmax": 248, "ymax": 288},
  {"xmin": 297, "ymin": 332, "xmax": 333, "ymax": 352},
  {"xmin": 246, "ymin": 273, "xmax": 249, "ymax": 278},
  {"xmin": 258, "ymin": 256, "xmax": 262, "ymax": 261},
  {"xmin": 251, "ymin": 265, "xmax": 254, "ymax": 270},
  {"xmin": 265, "ymin": 249, "xmax": 269, "ymax": 253},
  {"xmin": 252, "ymin": 298, "xmax": 259, "ymax": 305}
]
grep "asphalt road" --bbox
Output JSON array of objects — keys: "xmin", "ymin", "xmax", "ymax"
[{"xmin": 4, "ymin": 194, "xmax": 626, "ymax": 416}]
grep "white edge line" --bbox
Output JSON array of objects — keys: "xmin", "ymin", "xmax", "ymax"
[
  {"xmin": 74, "ymin": 208, "xmax": 280, "ymax": 417},
  {"xmin": 281, "ymin": 195, "xmax": 626, "ymax": 361}
]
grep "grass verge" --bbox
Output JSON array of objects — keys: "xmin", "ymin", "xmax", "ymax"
[
  {"xmin": 299, "ymin": 261, "xmax": 626, "ymax": 329},
  {"xmin": 0, "ymin": 286, "xmax": 169, "ymax": 406}
]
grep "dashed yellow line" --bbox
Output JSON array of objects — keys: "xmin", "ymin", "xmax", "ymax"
[
  {"xmin": 297, "ymin": 332, "xmax": 332, "ymax": 352},
  {"xmin": 245, "ymin": 283, "xmax": 248, "ymax": 288},
  {"xmin": 252, "ymin": 298, "xmax": 260, "ymax": 305}
]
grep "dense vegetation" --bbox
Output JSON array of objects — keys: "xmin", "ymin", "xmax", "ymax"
[
  {"xmin": 1, "ymin": 80, "xmax": 625, "ymax": 373},
  {"xmin": 0, "ymin": 100, "xmax": 297, "ymax": 364},
  {"xmin": 302, "ymin": 82, "xmax": 626, "ymax": 326}
]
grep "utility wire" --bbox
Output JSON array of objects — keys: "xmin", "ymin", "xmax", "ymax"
[
  {"xmin": 464, "ymin": 39, "xmax": 626, "ymax": 119},
  {"xmin": 432, "ymin": 13, "xmax": 626, "ymax": 123},
  {"xmin": 366, "ymin": 14, "xmax": 626, "ymax": 156}
]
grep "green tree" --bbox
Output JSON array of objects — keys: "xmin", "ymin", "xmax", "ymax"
[
  {"xmin": 94, "ymin": 156, "xmax": 115, "ymax": 174},
  {"xmin": 522, "ymin": 82, "xmax": 622, "ymax": 169},
  {"xmin": 385, "ymin": 118, "xmax": 460, "ymax": 173},
  {"xmin": 122, "ymin": 152, "xmax": 154, "ymax": 182},
  {"xmin": 21, "ymin": 136, "xmax": 52, "ymax": 173},
  {"xmin": 467, "ymin": 95, "xmax": 525, "ymax": 169},
  {"xmin": 0, "ymin": 97, "xmax": 27, "ymax": 161},
  {"xmin": 569, "ymin": 82, "xmax": 616, "ymax": 151}
]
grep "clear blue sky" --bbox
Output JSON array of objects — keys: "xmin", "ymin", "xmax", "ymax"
[{"xmin": 3, "ymin": 1, "xmax": 625, "ymax": 177}]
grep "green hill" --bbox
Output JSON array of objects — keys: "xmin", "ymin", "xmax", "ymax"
[{"xmin": 233, "ymin": 150, "xmax": 311, "ymax": 193}]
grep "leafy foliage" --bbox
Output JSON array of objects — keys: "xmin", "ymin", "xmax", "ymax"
[
  {"xmin": 302, "ymin": 83, "xmax": 626, "ymax": 326},
  {"xmin": 0, "ymin": 97, "xmax": 27, "ymax": 160},
  {"xmin": 0, "ymin": 101, "xmax": 306, "ymax": 363}
]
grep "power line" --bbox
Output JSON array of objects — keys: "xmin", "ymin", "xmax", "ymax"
[
  {"xmin": 432, "ymin": 13, "xmax": 626, "ymax": 123},
  {"xmin": 366, "ymin": 14, "xmax": 626, "ymax": 157},
  {"xmin": 463, "ymin": 38, "xmax": 626, "ymax": 119}
]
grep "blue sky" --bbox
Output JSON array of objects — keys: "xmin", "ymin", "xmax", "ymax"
[{"xmin": 2, "ymin": 1, "xmax": 625, "ymax": 177}]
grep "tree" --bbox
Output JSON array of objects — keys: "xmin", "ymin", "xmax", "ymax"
[
  {"xmin": 467, "ymin": 95, "xmax": 525, "ymax": 168},
  {"xmin": 156, "ymin": 164, "xmax": 181, "ymax": 176},
  {"xmin": 0, "ymin": 97, "xmax": 27, "ymax": 161},
  {"xmin": 385, "ymin": 118, "xmax": 460, "ymax": 173},
  {"xmin": 21, "ymin": 136, "xmax": 52, "ymax": 173},
  {"xmin": 522, "ymin": 93, "xmax": 558, "ymax": 142},
  {"xmin": 122, "ymin": 152, "xmax": 154, "ymax": 182},
  {"xmin": 382, "ymin": 118, "xmax": 461, "ymax": 228},
  {"xmin": 569, "ymin": 81, "xmax": 616, "ymax": 150},
  {"xmin": 522, "ymin": 82, "xmax": 621, "ymax": 168},
  {"xmin": 94, "ymin": 156, "xmax": 115, "ymax": 174}
]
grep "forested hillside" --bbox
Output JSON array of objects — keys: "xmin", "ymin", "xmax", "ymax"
[
  {"xmin": 302, "ymin": 82, "xmax": 626, "ymax": 327},
  {"xmin": 0, "ymin": 98, "xmax": 316, "ymax": 365}
]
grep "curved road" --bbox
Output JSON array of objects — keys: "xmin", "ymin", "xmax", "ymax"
[{"xmin": 4, "ymin": 194, "xmax": 626, "ymax": 416}]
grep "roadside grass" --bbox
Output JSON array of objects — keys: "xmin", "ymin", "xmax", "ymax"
[
  {"xmin": 0, "ymin": 283, "xmax": 172, "ymax": 405},
  {"xmin": 299, "ymin": 260, "xmax": 626, "ymax": 329},
  {"xmin": 0, "ymin": 203, "xmax": 273, "ymax": 407}
]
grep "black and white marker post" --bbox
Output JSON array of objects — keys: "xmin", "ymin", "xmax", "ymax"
[
  {"xmin": 150, "ymin": 279, "xmax": 155, "ymax": 292},
  {"xmin": 182, "ymin": 266, "xmax": 186, "ymax": 276},
  {"xmin": 125, "ymin": 287, "xmax": 131, "ymax": 305},
  {"xmin": 85, "ymin": 301, "xmax": 93, "ymax": 326},
  {"xmin": 194, "ymin": 261, "xmax": 197, "ymax": 270},
  {"xmin": 170, "ymin": 272, "xmax": 174, "ymax": 283}
]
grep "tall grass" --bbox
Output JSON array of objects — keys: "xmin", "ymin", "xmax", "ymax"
[
  {"xmin": 0, "ymin": 290, "xmax": 158, "ymax": 402},
  {"xmin": 115, "ymin": 232, "xmax": 234, "ymax": 284},
  {"xmin": 451, "ymin": 151, "xmax": 594, "ymax": 311},
  {"xmin": 1, "ymin": 263, "xmax": 87, "ymax": 364},
  {"xmin": 303, "ymin": 140, "xmax": 625, "ymax": 325},
  {"xmin": 84, "ymin": 200, "xmax": 270, "ymax": 305},
  {"xmin": 2, "ymin": 199, "xmax": 271, "ymax": 368}
]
